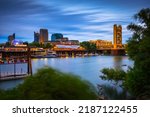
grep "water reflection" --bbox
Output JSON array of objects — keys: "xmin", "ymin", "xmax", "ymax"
[
  {"xmin": 113, "ymin": 56, "xmax": 123, "ymax": 69},
  {"xmin": 0, "ymin": 56, "xmax": 133, "ymax": 90}
]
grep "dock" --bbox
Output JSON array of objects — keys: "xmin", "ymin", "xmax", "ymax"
[{"xmin": 0, "ymin": 74, "xmax": 28, "ymax": 81}]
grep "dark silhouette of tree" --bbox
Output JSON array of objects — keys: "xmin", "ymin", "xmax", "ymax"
[{"xmin": 126, "ymin": 8, "xmax": 150, "ymax": 99}]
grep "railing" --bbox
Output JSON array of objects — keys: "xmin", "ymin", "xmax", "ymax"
[{"xmin": 0, "ymin": 62, "xmax": 28, "ymax": 80}]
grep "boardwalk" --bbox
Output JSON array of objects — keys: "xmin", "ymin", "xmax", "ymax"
[
  {"xmin": 0, "ymin": 74, "xmax": 28, "ymax": 81},
  {"xmin": 0, "ymin": 62, "xmax": 29, "ymax": 81}
]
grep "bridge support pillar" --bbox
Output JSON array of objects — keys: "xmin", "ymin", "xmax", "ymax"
[{"xmin": 111, "ymin": 49, "xmax": 126, "ymax": 56}]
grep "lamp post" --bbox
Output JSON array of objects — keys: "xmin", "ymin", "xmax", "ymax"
[{"xmin": 27, "ymin": 46, "xmax": 32, "ymax": 75}]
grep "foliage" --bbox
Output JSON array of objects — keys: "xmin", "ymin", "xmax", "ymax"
[
  {"xmin": 0, "ymin": 67, "xmax": 97, "ymax": 100},
  {"xmin": 0, "ymin": 43, "xmax": 4, "ymax": 47},
  {"xmin": 100, "ymin": 8, "xmax": 150, "ymax": 99},
  {"xmin": 125, "ymin": 8, "xmax": 150, "ymax": 99},
  {"xmin": 5, "ymin": 42, "xmax": 11, "ymax": 47},
  {"xmin": 99, "ymin": 85, "xmax": 130, "ymax": 100},
  {"xmin": 44, "ymin": 43, "xmax": 52, "ymax": 49},
  {"xmin": 29, "ymin": 42, "xmax": 40, "ymax": 47},
  {"xmin": 29, "ymin": 42, "xmax": 52, "ymax": 49},
  {"xmin": 100, "ymin": 68, "xmax": 126, "ymax": 84},
  {"xmin": 80, "ymin": 41, "xmax": 96, "ymax": 52}
]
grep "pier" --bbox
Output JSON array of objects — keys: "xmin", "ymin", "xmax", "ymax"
[{"xmin": 0, "ymin": 47, "xmax": 32, "ymax": 81}]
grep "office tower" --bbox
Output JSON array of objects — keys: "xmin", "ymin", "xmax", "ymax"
[
  {"xmin": 113, "ymin": 24, "xmax": 122, "ymax": 48},
  {"xmin": 8, "ymin": 33, "xmax": 15, "ymax": 44},
  {"xmin": 34, "ymin": 32, "xmax": 40, "ymax": 42},
  {"xmin": 39, "ymin": 29, "xmax": 48, "ymax": 44},
  {"xmin": 51, "ymin": 33, "xmax": 63, "ymax": 42}
]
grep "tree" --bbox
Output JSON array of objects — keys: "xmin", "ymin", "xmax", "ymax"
[
  {"xmin": 100, "ymin": 68, "xmax": 128, "ymax": 99},
  {"xmin": 80, "ymin": 41, "xmax": 96, "ymax": 52},
  {"xmin": 5, "ymin": 42, "xmax": 11, "ymax": 47},
  {"xmin": 29, "ymin": 42, "xmax": 40, "ymax": 47},
  {"xmin": 99, "ymin": 8, "xmax": 150, "ymax": 99},
  {"xmin": 100, "ymin": 68, "xmax": 126, "ymax": 85},
  {"xmin": 126, "ymin": 8, "xmax": 150, "ymax": 99},
  {"xmin": 44, "ymin": 43, "xmax": 52, "ymax": 49},
  {"xmin": 0, "ymin": 67, "xmax": 97, "ymax": 100}
]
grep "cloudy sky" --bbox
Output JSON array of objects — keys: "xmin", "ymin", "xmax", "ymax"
[{"xmin": 0, "ymin": 0, "xmax": 150, "ymax": 43}]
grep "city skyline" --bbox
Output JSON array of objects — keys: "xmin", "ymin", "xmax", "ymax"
[{"xmin": 0, "ymin": 0, "xmax": 150, "ymax": 43}]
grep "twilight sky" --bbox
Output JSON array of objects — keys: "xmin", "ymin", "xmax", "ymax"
[{"xmin": 0, "ymin": 0, "xmax": 150, "ymax": 43}]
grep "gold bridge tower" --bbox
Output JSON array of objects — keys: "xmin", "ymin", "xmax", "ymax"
[{"xmin": 113, "ymin": 24, "xmax": 122, "ymax": 49}]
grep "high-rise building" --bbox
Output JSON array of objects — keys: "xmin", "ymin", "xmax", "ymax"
[
  {"xmin": 39, "ymin": 29, "xmax": 48, "ymax": 44},
  {"xmin": 34, "ymin": 32, "xmax": 40, "ymax": 42},
  {"xmin": 51, "ymin": 33, "xmax": 63, "ymax": 42},
  {"xmin": 113, "ymin": 24, "xmax": 122, "ymax": 48},
  {"xmin": 8, "ymin": 33, "xmax": 15, "ymax": 44}
]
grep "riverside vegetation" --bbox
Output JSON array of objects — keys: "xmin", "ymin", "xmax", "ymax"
[
  {"xmin": 0, "ymin": 67, "xmax": 97, "ymax": 100},
  {"xmin": 100, "ymin": 8, "xmax": 150, "ymax": 99}
]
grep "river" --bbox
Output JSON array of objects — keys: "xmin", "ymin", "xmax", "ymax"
[{"xmin": 0, "ymin": 56, "xmax": 133, "ymax": 90}]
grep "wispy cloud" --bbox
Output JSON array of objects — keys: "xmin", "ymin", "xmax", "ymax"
[{"xmin": 0, "ymin": 0, "xmax": 149, "ymax": 43}]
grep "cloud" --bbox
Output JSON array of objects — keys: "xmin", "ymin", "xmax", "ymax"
[
  {"xmin": 60, "ymin": 6, "xmax": 100, "ymax": 15},
  {"xmin": 0, "ymin": 0, "xmax": 149, "ymax": 43},
  {"xmin": 0, "ymin": 0, "xmax": 47, "ymax": 16}
]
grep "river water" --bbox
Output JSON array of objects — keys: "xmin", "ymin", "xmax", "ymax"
[{"xmin": 0, "ymin": 56, "xmax": 133, "ymax": 90}]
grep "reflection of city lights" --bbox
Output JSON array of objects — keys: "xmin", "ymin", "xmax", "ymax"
[
  {"xmin": 44, "ymin": 58, "xmax": 48, "ymax": 65},
  {"xmin": 44, "ymin": 58, "xmax": 48, "ymax": 61},
  {"xmin": 32, "ymin": 59, "xmax": 38, "ymax": 62}
]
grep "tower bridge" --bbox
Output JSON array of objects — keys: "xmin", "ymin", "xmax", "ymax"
[{"xmin": 54, "ymin": 24, "xmax": 125, "ymax": 56}]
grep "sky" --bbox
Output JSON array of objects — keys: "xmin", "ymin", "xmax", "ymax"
[{"xmin": 0, "ymin": 0, "xmax": 150, "ymax": 43}]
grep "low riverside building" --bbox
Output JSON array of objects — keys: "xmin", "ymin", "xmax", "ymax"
[{"xmin": 0, "ymin": 46, "xmax": 46, "ymax": 59}]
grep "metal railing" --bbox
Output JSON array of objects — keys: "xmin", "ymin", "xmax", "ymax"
[{"xmin": 0, "ymin": 63, "xmax": 28, "ymax": 79}]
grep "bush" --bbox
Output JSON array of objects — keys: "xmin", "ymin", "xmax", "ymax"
[{"xmin": 0, "ymin": 67, "xmax": 97, "ymax": 100}]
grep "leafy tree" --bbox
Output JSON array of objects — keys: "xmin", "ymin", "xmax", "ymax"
[
  {"xmin": 29, "ymin": 42, "xmax": 52, "ymax": 49},
  {"xmin": 99, "ymin": 8, "xmax": 150, "ymax": 99},
  {"xmin": 100, "ymin": 68, "xmax": 129, "ymax": 99},
  {"xmin": 80, "ymin": 41, "xmax": 96, "ymax": 52},
  {"xmin": 100, "ymin": 68, "xmax": 126, "ymax": 85},
  {"xmin": 29, "ymin": 42, "xmax": 40, "ymax": 47},
  {"xmin": 5, "ymin": 42, "xmax": 11, "ymax": 47},
  {"xmin": 43, "ymin": 43, "xmax": 52, "ymax": 49},
  {"xmin": 126, "ymin": 8, "xmax": 150, "ymax": 99},
  {"xmin": 0, "ymin": 67, "xmax": 97, "ymax": 100}
]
